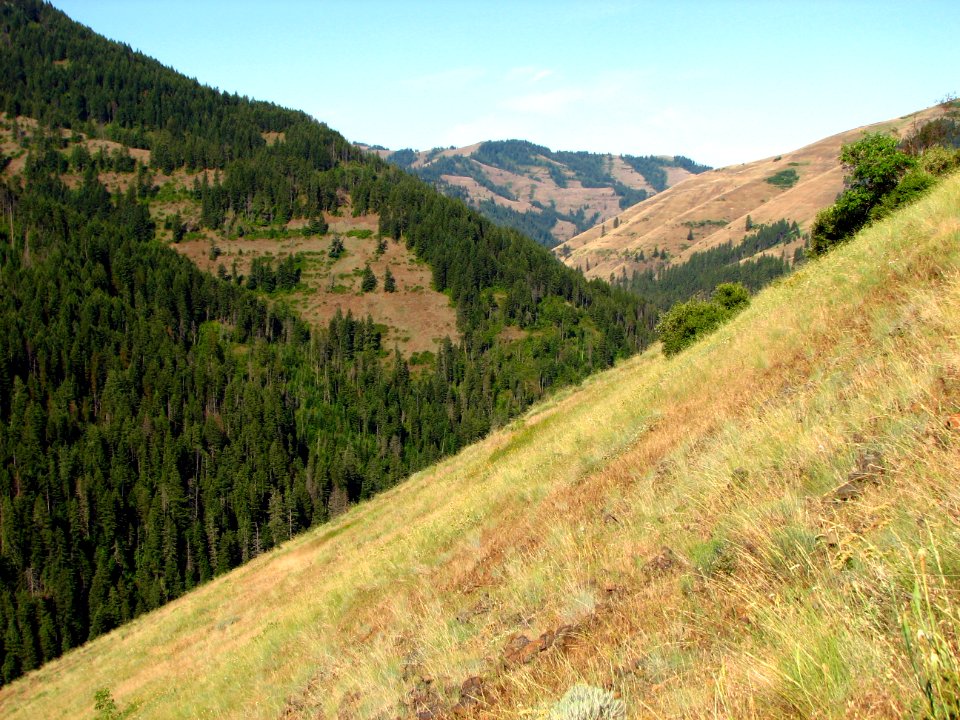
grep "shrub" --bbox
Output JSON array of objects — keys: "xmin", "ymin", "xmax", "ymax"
[
  {"xmin": 867, "ymin": 169, "xmax": 936, "ymax": 223},
  {"xmin": 656, "ymin": 282, "xmax": 750, "ymax": 356},
  {"xmin": 766, "ymin": 168, "xmax": 799, "ymax": 188},
  {"xmin": 712, "ymin": 281, "xmax": 751, "ymax": 312},
  {"xmin": 809, "ymin": 187, "xmax": 874, "ymax": 255},
  {"xmin": 94, "ymin": 688, "xmax": 120, "ymax": 720},
  {"xmin": 919, "ymin": 145, "xmax": 959, "ymax": 176},
  {"xmin": 548, "ymin": 684, "xmax": 626, "ymax": 720},
  {"xmin": 810, "ymin": 133, "xmax": 915, "ymax": 256},
  {"xmin": 656, "ymin": 299, "xmax": 728, "ymax": 356}
]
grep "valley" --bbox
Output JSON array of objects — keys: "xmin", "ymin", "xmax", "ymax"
[
  {"xmin": 1, "ymin": 1, "xmax": 959, "ymax": 717},
  {"xmin": 4, "ymin": 168, "xmax": 959, "ymax": 720}
]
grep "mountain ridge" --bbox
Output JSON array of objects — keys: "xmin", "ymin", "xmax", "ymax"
[
  {"xmin": 362, "ymin": 139, "xmax": 709, "ymax": 247},
  {"xmin": 558, "ymin": 103, "xmax": 953, "ymax": 280}
]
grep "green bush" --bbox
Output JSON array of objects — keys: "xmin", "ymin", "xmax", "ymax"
[
  {"xmin": 919, "ymin": 145, "xmax": 959, "ymax": 176},
  {"xmin": 868, "ymin": 169, "xmax": 936, "ymax": 223},
  {"xmin": 712, "ymin": 281, "xmax": 751, "ymax": 312},
  {"xmin": 766, "ymin": 168, "xmax": 799, "ymax": 188},
  {"xmin": 809, "ymin": 186, "xmax": 874, "ymax": 255},
  {"xmin": 810, "ymin": 133, "xmax": 918, "ymax": 256},
  {"xmin": 548, "ymin": 684, "xmax": 626, "ymax": 720},
  {"xmin": 656, "ymin": 282, "xmax": 750, "ymax": 356},
  {"xmin": 656, "ymin": 300, "xmax": 727, "ymax": 356},
  {"xmin": 94, "ymin": 688, "xmax": 120, "ymax": 720}
]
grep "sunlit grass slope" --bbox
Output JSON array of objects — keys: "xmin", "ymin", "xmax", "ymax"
[{"xmin": 3, "ymin": 175, "xmax": 960, "ymax": 719}]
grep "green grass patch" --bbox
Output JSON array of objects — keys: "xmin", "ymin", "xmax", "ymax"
[
  {"xmin": 681, "ymin": 218, "xmax": 728, "ymax": 229},
  {"xmin": 766, "ymin": 168, "xmax": 800, "ymax": 189}
]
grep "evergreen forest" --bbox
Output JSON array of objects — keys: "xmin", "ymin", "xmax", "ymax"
[
  {"xmin": 615, "ymin": 220, "xmax": 802, "ymax": 310},
  {"xmin": 0, "ymin": 0, "xmax": 657, "ymax": 684}
]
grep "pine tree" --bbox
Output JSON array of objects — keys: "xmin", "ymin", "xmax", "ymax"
[
  {"xmin": 383, "ymin": 267, "xmax": 396, "ymax": 292},
  {"xmin": 361, "ymin": 264, "xmax": 377, "ymax": 292}
]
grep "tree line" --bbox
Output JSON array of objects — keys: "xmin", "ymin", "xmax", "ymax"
[
  {"xmin": 0, "ymin": 0, "xmax": 660, "ymax": 684},
  {"xmin": 615, "ymin": 219, "xmax": 801, "ymax": 310}
]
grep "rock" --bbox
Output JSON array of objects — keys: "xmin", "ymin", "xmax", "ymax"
[
  {"xmin": 833, "ymin": 480, "xmax": 865, "ymax": 501},
  {"xmin": 503, "ymin": 634, "xmax": 529, "ymax": 656},
  {"xmin": 831, "ymin": 449, "xmax": 885, "ymax": 501},
  {"xmin": 503, "ymin": 626, "xmax": 570, "ymax": 665},
  {"xmin": 645, "ymin": 546, "xmax": 679, "ymax": 575},
  {"xmin": 853, "ymin": 450, "xmax": 884, "ymax": 477},
  {"xmin": 459, "ymin": 676, "xmax": 484, "ymax": 704},
  {"xmin": 818, "ymin": 529, "xmax": 841, "ymax": 547},
  {"xmin": 407, "ymin": 682, "xmax": 443, "ymax": 720},
  {"xmin": 552, "ymin": 624, "xmax": 576, "ymax": 651},
  {"xmin": 514, "ymin": 633, "xmax": 550, "ymax": 664},
  {"xmin": 451, "ymin": 676, "xmax": 487, "ymax": 715}
]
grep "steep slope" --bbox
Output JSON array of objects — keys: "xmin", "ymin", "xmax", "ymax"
[
  {"xmin": 558, "ymin": 103, "xmax": 952, "ymax": 280},
  {"xmin": 0, "ymin": 0, "xmax": 653, "ymax": 686},
  {"xmin": 366, "ymin": 140, "xmax": 708, "ymax": 247},
  {"xmin": 5, "ymin": 171, "xmax": 958, "ymax": 718}
]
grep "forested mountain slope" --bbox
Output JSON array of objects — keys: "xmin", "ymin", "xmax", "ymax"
[
  {"xmin": 0, "ymin": 0, "xmax": 654, "ymax": 685},
  {"xmin": 366, "ymin": 139, "xmax": 709, "ymax": 247},
  {"xmin": 4, "ymin": 151, "xmax": 959, "ymax": 720}
]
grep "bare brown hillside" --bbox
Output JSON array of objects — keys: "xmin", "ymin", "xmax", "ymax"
[
  {"xmin": 557, "ymin": 104, "xmax": 951, "ymax": 279},
  {"xmin": 362, "ymin": 140, "xmax": 709, "ymax": 246}
]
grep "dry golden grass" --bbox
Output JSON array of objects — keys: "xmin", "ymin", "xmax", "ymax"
[
  {"xmin": 559, "ymin": 104, "xmax": 953, "ymax": 280},
  {"xmin": 3, "ymin": 175, "xmax": 960, "ymax": 719}
]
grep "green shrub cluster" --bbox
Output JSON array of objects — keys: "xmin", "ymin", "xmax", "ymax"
[
  {"xmin": 810, "ymin": 127, "xmax": 959, "ymax": 256},
  {"xmin": 766, "ymin": 168, "xmax": 799, "ymax": 188},
  {"xmin": 656, "ymin": 282, "xmax": 750, "ymax": 356}
]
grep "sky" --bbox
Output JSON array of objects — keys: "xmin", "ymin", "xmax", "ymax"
[{"xmin": 51, "ymin": 1, "xmax": 960, "ymax": 168}]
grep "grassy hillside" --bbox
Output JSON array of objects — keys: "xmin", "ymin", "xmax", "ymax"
[
  {"xmin": 367, "ymin": 140, "xmax": 708, "ymax": 248},
  {"xmin": 4, "ymin": 170, "xmax": 958, "ymax": 717},
  {"xmin": 0, "ymin": 1, "xmax": 656, "ymax": 687},
  {"xmin": 559, "ymin": 103, "xmax": 954, "ymax": 281}
]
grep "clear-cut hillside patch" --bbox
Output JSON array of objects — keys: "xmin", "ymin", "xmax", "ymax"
[{"xmin": 170, "ymin": 214, "xmax": 459, "ymax": 355}]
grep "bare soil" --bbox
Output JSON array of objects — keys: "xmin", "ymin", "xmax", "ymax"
[{"xmin": 172, "ymin": 216, "xmax": 459, "ymax": 355}]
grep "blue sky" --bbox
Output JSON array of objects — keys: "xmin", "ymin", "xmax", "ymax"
[{"xmin": 51, "ymin": 1, "xmax": 959, "ymax": 168}]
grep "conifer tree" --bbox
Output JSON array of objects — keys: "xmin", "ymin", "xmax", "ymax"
[{"xmin": 361, "ymin": 263, "xmax": 377, "ymax": 292}]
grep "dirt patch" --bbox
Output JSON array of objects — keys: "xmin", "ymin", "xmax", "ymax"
[{"xmin": 171, "ymin": 222, "xmax": 459, "ymax": 355}]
